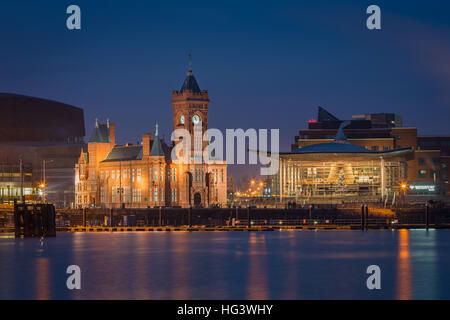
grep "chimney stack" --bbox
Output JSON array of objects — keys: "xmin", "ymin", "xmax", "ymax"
[
  {"xmin": 142, "ymin": 133, "xmax": 154, "ymax": 156},
  {"xmin": 109, "ymin": 122, "xmax": 116, "ymax": 145}
]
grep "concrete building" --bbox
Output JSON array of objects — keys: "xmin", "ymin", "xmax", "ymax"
[
  {"xmin": 0, "ymin": 93, "xmax": 85, "ymax": 207},
  {"xmin": 75, "ymin": 61, "xmax": 227, "ymax": 208}
]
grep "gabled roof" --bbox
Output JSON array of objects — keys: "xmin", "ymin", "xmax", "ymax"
[
  {"xmin": 102, "ymin": 145, "xmax": 143, "ymax": 162},
  {"xmin": 89, "ymin": 122, "xmax": 110, "ymax": 143}
]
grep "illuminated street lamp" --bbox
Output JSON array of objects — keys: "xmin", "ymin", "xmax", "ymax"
[
  {"xmin": 400, "ymin": 182, "xmax": 408, "ymax": 207},
  {"xmin": 42, "ymin": 159, "xmax": 54, "ymax": 203}
]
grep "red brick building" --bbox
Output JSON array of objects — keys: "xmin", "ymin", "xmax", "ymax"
[{"xmin": 75, "ymin": 62, "xmax": 227, "ymax": 208}]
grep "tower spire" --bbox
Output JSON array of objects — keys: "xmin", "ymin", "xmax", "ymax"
[
  {"xmin": 150, "ymin": 123, "xmax": 164, "ymax": 156},
  {"xmin": 180, "ymin": 53, "xmax": 201, "ymax": 93},
  {"xmin": 188, "ymin": 52, "xmax": 192, "ymax": 72}
]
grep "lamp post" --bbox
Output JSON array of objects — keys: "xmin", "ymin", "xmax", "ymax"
[
  {"xmin": 401, "ymin": 183, "xmax": 407, "ymax": 208},
  {"xmin": 42, "ymin": 159, "xmax": 54, "ymax": 203}
]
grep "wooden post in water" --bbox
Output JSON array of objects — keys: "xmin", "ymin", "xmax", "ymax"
[
  {"xmin": 361, "ymin": 204, "xmax": 365, "ymax": 230},
  {"xmin": 365, "ymin": 205, "xmax": 369, "ymax": 229},
  {"xmin": 425, "ymin": 202, "xmax": 429, "ymax": 230},
  {"xmin": 309, "ymin": 204, "xmax": 312, "ymax": 224},
  {"xmin": 83, "ymin": 208, "xmax": 87, "ymax": 227},
  {"xmin": 158, "ymin": 207, "xmax": 162, "ymax": 226},
  {"xmin": 188, "ymin": 205, "xmax": 192, "ymax": 227},
  {"xmin": 247, "ymin": 206, "xmax": 251, "ymax": 229},
  {"xmin": 109, "ymin": 208, "xmax": 113, "ymax": 227}
]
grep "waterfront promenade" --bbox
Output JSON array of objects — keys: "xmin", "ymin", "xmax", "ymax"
[{"xmin": 1, "ymin": 205, "xmax": 450, "ymax": 232}]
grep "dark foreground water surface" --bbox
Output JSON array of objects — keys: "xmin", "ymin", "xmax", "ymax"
[{"xmin": 1, "ymin": 230, "xmax": 450, "ymax": 299}]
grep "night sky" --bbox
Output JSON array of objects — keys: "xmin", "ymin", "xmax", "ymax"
[{"xmin": 1, "ymin": 0, "xmax": 450, "ymax": 183}]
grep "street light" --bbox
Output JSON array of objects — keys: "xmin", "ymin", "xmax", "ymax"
[
  {"xmin": 400, "ymin": 182, "xmax": 408, "ymax": 207},
  {"xmin": 42, "ymin": 159, "xmax": 54, "ymax": 203}
]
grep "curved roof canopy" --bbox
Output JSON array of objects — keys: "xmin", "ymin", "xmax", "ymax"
[{"xmin": 291, "ymin": 141, "xmax": 371, "ymax": 154}]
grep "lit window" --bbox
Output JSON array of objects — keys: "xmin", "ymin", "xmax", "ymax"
[
  {"xmin": 418, "ymin": 170, "xmax": 427, "ymax": 178},
  {"xmin": 137, "ymin": 168, "xmax": 141, "ymax": 183}
]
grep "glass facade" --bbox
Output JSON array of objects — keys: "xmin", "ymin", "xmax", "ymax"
[{"xmin": 274, "ymin": 157, "xmax": 407, "ymax": 202}]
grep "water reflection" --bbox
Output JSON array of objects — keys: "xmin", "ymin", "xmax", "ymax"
[
  {"xmin": 171, "ymin": 232, "xmax": 191, "ymax": 299},
  {"xmin": 283, "ymin": 232, "xmax": 299, "ymax": 299},
  {"xmin": 35, "ymin": 257, "xmax": 50, "ymax": 300},
  {"xmin": 396, "ymin": 229, "xmax": 412, "ymax": 300},
  {"xmin": 1, "ymin": 231, "xmax": 449, "ymax": 300},
  {"xmin": 246, "ymin": 233, "xmax": 269, "ymax": 299}
]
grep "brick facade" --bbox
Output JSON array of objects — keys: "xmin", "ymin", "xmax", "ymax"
[{"xmin": 75, "ymin": 67, "xmax": 227, "ymax": 208}]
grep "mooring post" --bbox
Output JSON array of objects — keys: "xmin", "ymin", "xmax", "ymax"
[
  {"xmin": 235, "ymin": 206, "xmax": 239, "ymax": 221},
  {"xmin": 83, "ymin": 208, "xmax": 87, "ymax": 227},
  {"xmin": 159, "ymin": 206, "xmax": 162, "ymax": 226},
  {"xmin": 188, "ymin": 205, "xmax": 192, "ymax": 227},
  {"xmin": 309, "ymin": 204, "xmax": 312, "ymax": 224},
  {"xmin": 247, "ymin": 205, "xmax": 251, "ymax": 229},
  {"xmin": 365, "ymin": 204, "xmax": 369, "ymax": 229},
  {"xmin": 425, "ymin": 202, "xmax": 429, "ymax": 230},
  {"xmin": 361, "ymin": 204, "xmax": 365, "ymax": 230},
  {"xmin": 109, "ymin": 208, "xmax": 113, "ymax": 227}
]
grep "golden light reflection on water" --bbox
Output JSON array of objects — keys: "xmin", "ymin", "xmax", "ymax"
[
  {"xmin": 283, "ymin": 232, "xmax": 299, "ymax": 299},
  {"xmin": 247, "ymin": 233, "xmax": 269, "ymax": 299},
  {"xmin": 396, "ymin": 229, "xmax": 412, "ymax": 300},
  {"xmin": 35, "ymin": 257, "xmax": 50, "ymax": 300},
  {"xmin": 134, "ymin": 233, "xmax": 152, "ymax": 299},
  {"xmin": 171, "ymin": 232, "xmax": 191, "ymax": 300}
]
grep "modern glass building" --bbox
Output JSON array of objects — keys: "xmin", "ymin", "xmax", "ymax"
[{"xmin": 271, "ymin": 122, "xmax": 414, "ymax": 204}]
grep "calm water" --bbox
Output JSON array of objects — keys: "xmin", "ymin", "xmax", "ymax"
[{"xmin": 1, "ymin": 230, "xmax": 449, "ymax": 300}]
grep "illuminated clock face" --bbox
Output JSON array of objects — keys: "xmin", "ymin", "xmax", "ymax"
[
  {"xmin": 180, "ymin": 115, "xmax": 185, "ymax": 124},
  {"xmin": 192, "ymin": 114, "xmax": 200, "ymax": 125}
]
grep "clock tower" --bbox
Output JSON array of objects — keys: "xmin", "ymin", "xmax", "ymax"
[
  {"xmin": 171, "ymin": 54, "xmax": 216, "ymax": 207},
  {"xmin": 171, "ymin": 54, "xmax": 210, "ymax": 151}
]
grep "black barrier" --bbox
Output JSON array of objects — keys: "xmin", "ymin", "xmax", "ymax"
[{"xmin": 14, "ymin": 204, "xmax": 56, "ymax": 238}]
